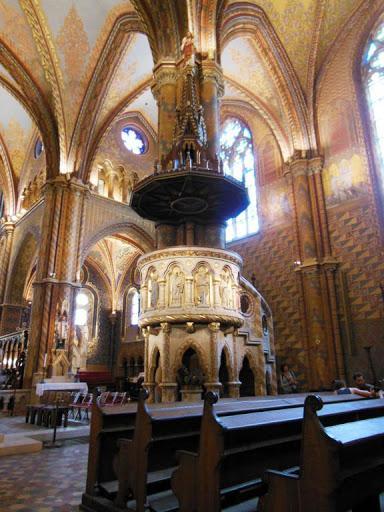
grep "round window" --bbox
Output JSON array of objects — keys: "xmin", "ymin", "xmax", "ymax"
[{"xmin": 121, "ymin": 126, "xmax": 146, "ymax": 155}]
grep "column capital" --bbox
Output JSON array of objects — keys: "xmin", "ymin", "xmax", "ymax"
[
  {"xmin": 208, "ymin": 321, "xmax": 221, "ymax": 333},
  {"xmin": 0, "ymin": 220, "xmax": 15, "ymax": 235},
  {"xmin": 286, "ymin": 154, "xmax": 323, "ymax": 178},
  {"xmin": 43, "ymin": 175, "xmax": 91, "ymax": 195},
  {"xmin": 160, "ymin": 321, "xmax": 171, "ymax": 334},
  {"xmin": 151, "ymin": 60, "xmax": 178, "ymax": 99},
  {"xmin": 308, "ymin": 156, "xmax": 323, "ymax": 175},
  {"xmin": 201, "ymin": 60, "xmax": 224, "ymax": 97}
]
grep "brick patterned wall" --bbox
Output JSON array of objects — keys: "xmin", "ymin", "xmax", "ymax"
[
  {"xmin": 230, "ymin": 222, "xmax": 309, "ymax": 381},
  {"xmin": 318, "ymin": 14, "xmax": 384, "ymax": 382}
]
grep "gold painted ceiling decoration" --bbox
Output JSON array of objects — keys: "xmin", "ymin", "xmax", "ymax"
[
  {"xmin": 86, "ymin": 234, "xmax": 141, "ymax": 310},
  {"xmin": 0, "ymin": 0, "xmax": 368, "ymax": 219}
]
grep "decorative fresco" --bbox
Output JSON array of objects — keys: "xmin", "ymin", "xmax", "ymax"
[
  {"xmin": 95, "ymin": 33, "xmax": 154, "ymax": 134},
  {"xmin": 0, "ymin": 85, "xmax": 34, "ymax": 179},
  {"xmin": 230, "ymin": 0, "xmax": 317, "ymax": 89},
  {"xmin": 0, "ymin": 0, "xmax": 48, "ymax": 94},
  {"xmin": 317, "ymin": 0, "xmax": 361, "ymax": 72},
  {"xmin": 222, "ymin": 37, "xmax": 286, "ymax": 126},
  {"xmin": 319, "ymin": 76, "xmax": 369, "ymax": 207},
  {"xmin": 322, "ymin": 155, "xmax": 369, "ymax": 206},
  {"xmin": 86, "ymin": 234, "xmax": 141, "ymax": 312},
  {"xmin": 259, "ymin": 180, "xmax": 292, "ymax": 227}
]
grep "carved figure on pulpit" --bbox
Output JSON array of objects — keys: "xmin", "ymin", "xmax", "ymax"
[
  {"xmin": 195, "ymin": 266, "xmax": 210, "ymax": 305},
  {"xmin": 220, "ymin": 270, "xmax": 232, "ymax": 308},
  {"xmin": 170, "ymin": 267, "xmax": 184, "ymax": 306},
  {"xmin": 149, "ymin": 270, "xmax": 159, "ymax": 308},
  {"xmin": 181, "ymin": 31, "xmax": 195, "ymax": 65}
]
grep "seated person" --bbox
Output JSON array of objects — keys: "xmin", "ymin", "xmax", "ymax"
[
  {"xmin": 352, "ymin": 371, "xmax": 374, "ymax": 391},
  {"xmin": 279, "ymin": 364, "xmax": 298, "ymax": 393},
  {"xmin": 333, "ymin": 379, "xmax": 376, "ymax": 398}
]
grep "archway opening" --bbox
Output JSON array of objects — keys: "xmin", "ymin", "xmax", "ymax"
[
  {"xmin": 239, "ymin": 356, "xmax": 255, "ymax": 397},
  {"xmin": 153, "ymin": 351, "xmax": 161, "ymax": 403},
  {"xmin": 177, "ymin": 347, "xmax": 204, "ymax": 401},
  {"xmin": 219, "ymin": 349, "xmax": 230, "ymax": 398}
]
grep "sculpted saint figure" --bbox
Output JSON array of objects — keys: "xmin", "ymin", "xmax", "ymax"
[
  {"xmin": 181, "ymin": 31, "xmax": 195, "ymax": 65},
  {"xmin": 170, "ymin": 269, "xmax": 184, "ymax": 306},
  {"xmin": 195, "ymin": 266, "xmax": 210, "ymax": 305},
  {"xmin": 220, "ymin": 271, "xmax": 232, "ymax": 308},
  {"xmin": 150, "ymin": 271, "xmax": 159, "ymax": 308}
]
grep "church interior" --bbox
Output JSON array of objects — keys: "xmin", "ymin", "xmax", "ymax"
[{"xmin": 1, "ymin": 1, "xmax": 384, "ymax": 511}]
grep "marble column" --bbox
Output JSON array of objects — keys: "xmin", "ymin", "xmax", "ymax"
[{"xmin": 24, "ymin": 176, "xmax": 89, "ymax": 388}]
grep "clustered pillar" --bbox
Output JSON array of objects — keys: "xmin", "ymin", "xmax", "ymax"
[
  {"xmin": 287, "ymin": 154, "xmax": 344, "ymax": 389},
  {"xmin": 24, "ymin": 176, "xmax": 89, "ymax": 388}
]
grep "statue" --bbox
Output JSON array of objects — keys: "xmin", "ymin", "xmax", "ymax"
[
  {"xmin": 170, "ymin": 268, "xmax": 184, "ymax": 306},
  {"xmin": 150, "ymin": 270, "xmax": 159, "ymax": 308},
  {"xmin": 181, "ymin": 31, "xmax": 195, "ymax": 65},
  {"xmin": 55, "ymin": 300, "xmax": 68, "ymax": 349},
  {"xmin": 195, "ymin": 266, "xmax": 210, "ymax": 305},
  {"xmin": 220, "ymin": 271, "xmax": 232, "ymax": 308}
]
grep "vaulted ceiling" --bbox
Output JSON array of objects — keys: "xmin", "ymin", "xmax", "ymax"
[{"xmin": 0, "ymin": 0, "xmax": 369, "ymax": 217}]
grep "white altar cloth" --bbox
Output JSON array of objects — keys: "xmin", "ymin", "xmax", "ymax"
[{"xmin": 35, "ymin": 382, "xmax": 88, "ymax": 396}]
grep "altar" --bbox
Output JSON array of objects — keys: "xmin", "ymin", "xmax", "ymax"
[{"xmin": 35, "ymin": 381, "xmax": 88, "ymax": 397}]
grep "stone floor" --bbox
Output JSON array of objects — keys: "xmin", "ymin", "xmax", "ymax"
[{"xmin": 0, "ymin": 437, "xmax": 88, "ymax": 512}]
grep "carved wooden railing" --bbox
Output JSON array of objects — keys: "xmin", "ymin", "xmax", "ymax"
[{"xmin": 0, "ymin": 329, "xmax": 28, "ymax": 388}]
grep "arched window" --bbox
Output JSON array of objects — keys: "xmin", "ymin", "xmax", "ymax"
[
  {"xmin": 130, "ymin": 288, "xmax": 139, "ymax": 326},
  {"xmin": 74, "ymin": 292, "xmax": 89, "ymax": 326},
  {"xmin": 220, "ymin": 118, "xmax": 259, "ymax": 242},
  {"xmin": 362, "ymin": 21, "xmax": 384, "ymax": 194},
  {"xmin": 0, "ymin": 188, "xmax": 4, "ymax": 218}
]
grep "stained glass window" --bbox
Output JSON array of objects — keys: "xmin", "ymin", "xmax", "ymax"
[
  {"xmin": 220, "ymin": 118, "xmax": 259, "ymax": 242},
  {"xmin": 34, "ymin": 138, "xmax": 43, "ymax": 159},
  {"xmin": 363, "ymin": 21, "xmax": 384, "ymax": 193},
  {"xmin": 121, "ymin": 127, "xmax": 146, "ymax": 155},
  {"xmin": 0, "ymin": 189, "xmax": 4, "ymax": 218}
]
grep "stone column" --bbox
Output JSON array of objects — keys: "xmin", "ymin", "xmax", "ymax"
[
  {"xmin": 23, "ymin": 176, "xmax": 89, "ymax": 388},
  {"xmin": 159, "ymin": 322, "xmax": 177, "ymax": 401},
  {"xmin": 205, "ymin": 322, "xmax": 222, "ymax": 394},
  {"xmin": 0, "ymin": 221, "xmax": 15, "ymax": 307},
  {"xmin": 288, "ymin": 156, "xmax": 344, "ymax": 389},
  {"xmin": 152, "ymin": 61, "xmax": 177, "ymax": 162},
  {"xmin": 151, "ymin": 62, "xmax": 179, "ymax": 249},
  {"xmin": 227, "ymin": 381, "xmax": 241, "ymax": 398},
  {"xmin": 200, "ymin": 60, "xmax": 224, "ymax": 161}
]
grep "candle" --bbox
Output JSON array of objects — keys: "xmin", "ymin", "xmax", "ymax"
[{"xmin": 43, "ymin": 353, "xmax": 47, "ymax": 368}]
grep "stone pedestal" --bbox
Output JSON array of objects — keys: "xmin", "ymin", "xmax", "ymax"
[
  {"xmin": 180, "ymin": 386, "xmax": 202, "ymax": 402},
  {"xmin": 228, "ymin": 381, "xmax": 241, "ymax": 399}
]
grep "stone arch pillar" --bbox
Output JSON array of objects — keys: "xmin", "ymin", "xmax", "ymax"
[{"xmin": 24, "ymin": 176, "xmax": 90, "ymax": 388}]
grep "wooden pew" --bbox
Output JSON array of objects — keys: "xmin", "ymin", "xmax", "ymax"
[
  {"xmin": 84, "ymin": 398, "xmax": 138, "ymax": 500},
  {"xmin": 258, "ymin": 394, "xmax": 384, "ymax": 512},
  {"xmin": 171, "ymin": 392, "xmax": 384, "ymax": 512},
  {"xmin": 81, "ymin": 392, "xmax": 384, "ymax": 512}
]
